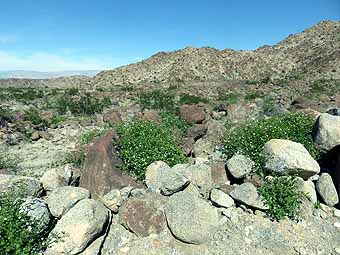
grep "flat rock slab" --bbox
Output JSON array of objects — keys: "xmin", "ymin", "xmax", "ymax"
[{"xmin": 230, "ymin": 182, "xmax": 268, "ymax": 210}]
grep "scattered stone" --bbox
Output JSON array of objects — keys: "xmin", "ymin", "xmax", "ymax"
[
  {"xmin": 130, "ymin": 188, "xmax": 146, "ymax": 197},
  {"xmin": 78, "ymin": 235, "xmax": 105, "ymax": 255},
  {"xmin": 45, "ymin": 199, "xmax": 110, "ymax": 255},
  {"xmin": 226, "ymin": 154, "xmax": 254, "ymax": 179},
  {"xmin": 119, "ymin": 193, "xmax": 167, "ymax": 237},
  {"xmin": 230, "ymin": 182, "xmax": 268, "ymax": 210},
  {"xmin": 316, "ymin": 173, "xmax": 339, "ymax": 207},
  {"xmin": 264, "ymin": 139, "xmax": 320, "ymax": 179},
  {"xmin": 80, "ymin": 130, "xmax": 142, "ymax": 197},
  {"xmin": 145, "ymin": 161, "xmax": 171, "ymax": 192},
  {"xmin": 296, "ymin": 177, "xmax": 318, "ymax": 204},
  {"xmin": 334, "ymin": 222, "xmax": 340, "ymax": 228},
  {"xmin": 20, "ymin": 197, "xmax": 51, "ymax": 233},
  {"xmin": 101, "ymin": 189, "xmax": 122, "ymax": 213},
  {"xmin": 210, "ymin": 188, "xmax": 235, "ymax": 208},
  {"xmin": 0, "ymin": 174, "xmax": 43, "ymax": 198},
  {"xmin": 244, "ymin": 173, "xmax": 264, "ymax": 187},
  {"xmin": 180, "ymin": 104, "xmax": 206, "ymax": 124},
  {"xmin": 165, "ymin": 189, "xmax": 219, "ymax": 244},
  {"xmin": 179, "ymin": 163, "xmax": 213, "ymax": 197},
  {"xmin": 120, "ymin": 186, "xmax": 134, "ymax": 200},
  {"xmin": 313, "ymin": 113, "xmax": 340, "ymax": 152},
  {"xmin": 40, "ymin": 165, "xmax": 73, "ymax": 192},
  {"xmin": 46, "ymin": 186, "xmax": 90, "ymax": 218},
  {"xmin": 180, "ymin": 137, "xmax": 195, "ymax": 155},
  {"xmin": 31, "ymin": 131, "xmax": 41, "ymax": 141}
]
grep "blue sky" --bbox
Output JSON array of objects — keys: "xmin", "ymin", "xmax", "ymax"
[{"xmin": 0, "ymin": 0, "xmax": 339, "ymax": 71}]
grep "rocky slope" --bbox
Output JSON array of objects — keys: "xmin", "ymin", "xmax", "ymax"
[{"xmin": 93, "ymin": 21, "xmax": 340, "ymax": 86}]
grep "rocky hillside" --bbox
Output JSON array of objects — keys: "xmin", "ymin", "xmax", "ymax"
[
  {"xmin": 93, "ymin": 21, "xmax": 340, "ymax": 86},
  {"xmin": 0, "ymin": 75, "xmax": 92, "ymax": 88}
]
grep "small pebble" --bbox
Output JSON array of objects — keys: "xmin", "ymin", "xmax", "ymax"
[{"xmin": 334, "ymin": 209, "xmax": 340, "ymax": 218}]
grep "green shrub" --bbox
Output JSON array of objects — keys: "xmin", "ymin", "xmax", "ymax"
[
  {"xmin": 80, "ymin": 128, "xmax": 106, "ymax": 144},
  {"xmin": 117, "ymin": 120, "xmax": 187, "ymax": 180},
  {"xmin": 223, "ymin": 113, "xmax": 320, "ymax": 176},
  {"xmin": 0, "ymin": 108, "xmax": 14, "ymax": 128},
  {"xmin": 159, "ymin": 111, "xmax": 191, "ymax": 137},
  {"xmin": 0, "ymin": 154, "xmax": 18, "ymax": 172},
  {"xmin": 24, "ymin": 108, "xmax": 49, "ymax": 129},
  {"xmin": 0, "ymin": 195, "xmax": 59, "ymax": 254},
  {"xmin": 138, "ymin": 90, "xmax": 176, "ymax": 112},
  {"xmin": 65, "ymin": 87, "xmax": 79, "ymax": 96},
  {"xmin": 245, "ymin": 91, "xmax": 262, "ymax": 101},
  {"xmin": 178, "ymin": 93, "xmax": 209, "ymax": 105},
  {"xmin": 258, "ymin": 176, "xmax": 305, "ymax": 221}
]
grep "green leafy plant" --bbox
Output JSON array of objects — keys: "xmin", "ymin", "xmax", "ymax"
[
  {"xmin": 159, "ymin": 111, "xmax": 192, "ymax": 137},
  {"xmin": 245, "ymin": 91, "xmax": 262, "ymax": 101},
  {"xmin": 80, "ymin": 128, "xmax": 107, "ymax": 144},
  {"xmin": 138, "ymin": 90, "xmax": 176, "ymax": 112},
  {"xmin": 116, "ymin": 120, "xmax": 187, "ymax": 180},
  {"xmin": 0, "ymin": 154, "xmax": 18, "ymax": 172},
  {"xmin": 258, "ymin": 176, "xmax": 305, "ymax": 221},
  {"xmin": 178, "ymin": 93, "xmax": 209, "ymax": 105},
  {"xmin": 0, "ymin": 107, "xmax": 14, "ymax": 128},
  {"xmin": 24, "ymin": 108, "xmax": 49, "ymax": 129},
  {"xmin": 0, "ymin": 195, "xmax": 59, "ymax": 254},
  {"xmin": 223, "ymin": 112, "xmax": 320, "ymax": 176}
]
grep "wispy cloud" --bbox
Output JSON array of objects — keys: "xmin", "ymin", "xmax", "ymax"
[
  {"xmin": 0, "ymin": 35, "xmax": 16, "ymax": 44},
  {"xmin": 0, "ymin": 51, "xmax": 124, "ymax": 71}
]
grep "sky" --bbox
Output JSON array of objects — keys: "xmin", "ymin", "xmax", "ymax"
[{"xmin": 0, "ymin": 0, "xmax": 339, "ymax": 71}]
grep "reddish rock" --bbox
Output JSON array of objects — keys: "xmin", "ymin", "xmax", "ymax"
[
  {"xmin": 210, "ymin": 162, "xmax": 228, "ymax": 188},
  {"xmin": 80, "ymin": 130, "xmax": 143, "ymax": 197},
  {"xmin": 180, "ymin": 105, "xmax": 206, "ymax": 124},
  {"xmin": 103, "ymin": 110, "xmax": 123, "ymax": 125},
  {"xmin": 187, "ymin": 124, "xmax": 208, "ymax": 140},
  {"xmin": 218, "ymin": 183, "xmax": 236, "ymax": 195},
  {"xmin": 119, "ymin": 193, "xmax": 167, "ymax": 237}
]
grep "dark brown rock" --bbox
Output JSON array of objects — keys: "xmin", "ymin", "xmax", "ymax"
[
  {"xmin": 180, "ymin": 104, "xmax": 206, "ymax": 124},
  {"xmin": 119, "ymin": 193, "xmax": 167, "ymax": 237},
  {"xmin": 244, "ymin": 173, "xmax": 264, "ymax": 188},
  {"xmin": 187, "ymin": 124, "xmax": 208, "ymax": 140},
  {"xmin": 103, "ymin": 110, "xmax": 123, "ymax": 125},
  {"xmin": 80, "ymin": 130, "xmax": 143, "ymax": 197},
  {"xmin": 210, "ymin": 162, "xmax": 228, "ymax": 188}
]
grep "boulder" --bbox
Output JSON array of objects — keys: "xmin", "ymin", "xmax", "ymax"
[
  {"xmin": 45, "ymin": 199, "xmax": 110, "ymax": 255},
  {"xmin": 314, "ymin": 113, "xmax": 340, "ymax": 152},
  {"xmin": 180, "ymin": 104, "xmax": 206, "ymax": 124},
  {"xmin": 145, "ymin": 161, "xmax": 189, "ymax": 195},
  {"xmin": 78, "ymin": 235, "xmax": 105, "ymax": 255},
  {"xmin": 46, "ymin": 186, "xmax": 90, "ymax": 218},
  {"xmin": 177, "ymin": 163, "xmax": 213, "ymax": 197},
  {"xmin": 165, "ymin": 189, "xmax": 219, "ymax": 244},
  {"xmin": 264, "ymin": 139, "xmax": 320, "ymax": 179},
  {"xmin": 20, "ymin": 197, "xmax": 51, "ymax": 233},
  {"xmin": 119, "ymin": 193, "xmax": 167, "ymax": 237},
  {"xmin": 0, "ymin": 174, "xmax": 43, "ymax": 198},
  {"xmin": 40, "ymin": 165, "xmax": 73, "ymax": 192},
  {"xmin": 226, "ymin": 154, "xmax": 254, "ymax": 179},
  {"xmin": 316, "ymin": 173, "xmax": 339, "ymax": 207},
  {"xmin": 180, "ymin": 137, "xmax": 195, "ymax": 156},
  {"xmin": 80, "ymin": 130, "xmax": 143, "ymax": 197},
  {"xmin": 210, "ymin": 188, "xmax": 235, "ymax": 208},
  {"xmin": 296, "ymin": 177, "xmax": 318, "ymax": 204},
  {"xmin": 230, "ymin": 182, "xmax": 268, "ymax": 210},
  {"xmin": 100, "ymin": 189, "xmax": 123, "ymax": 213}
]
